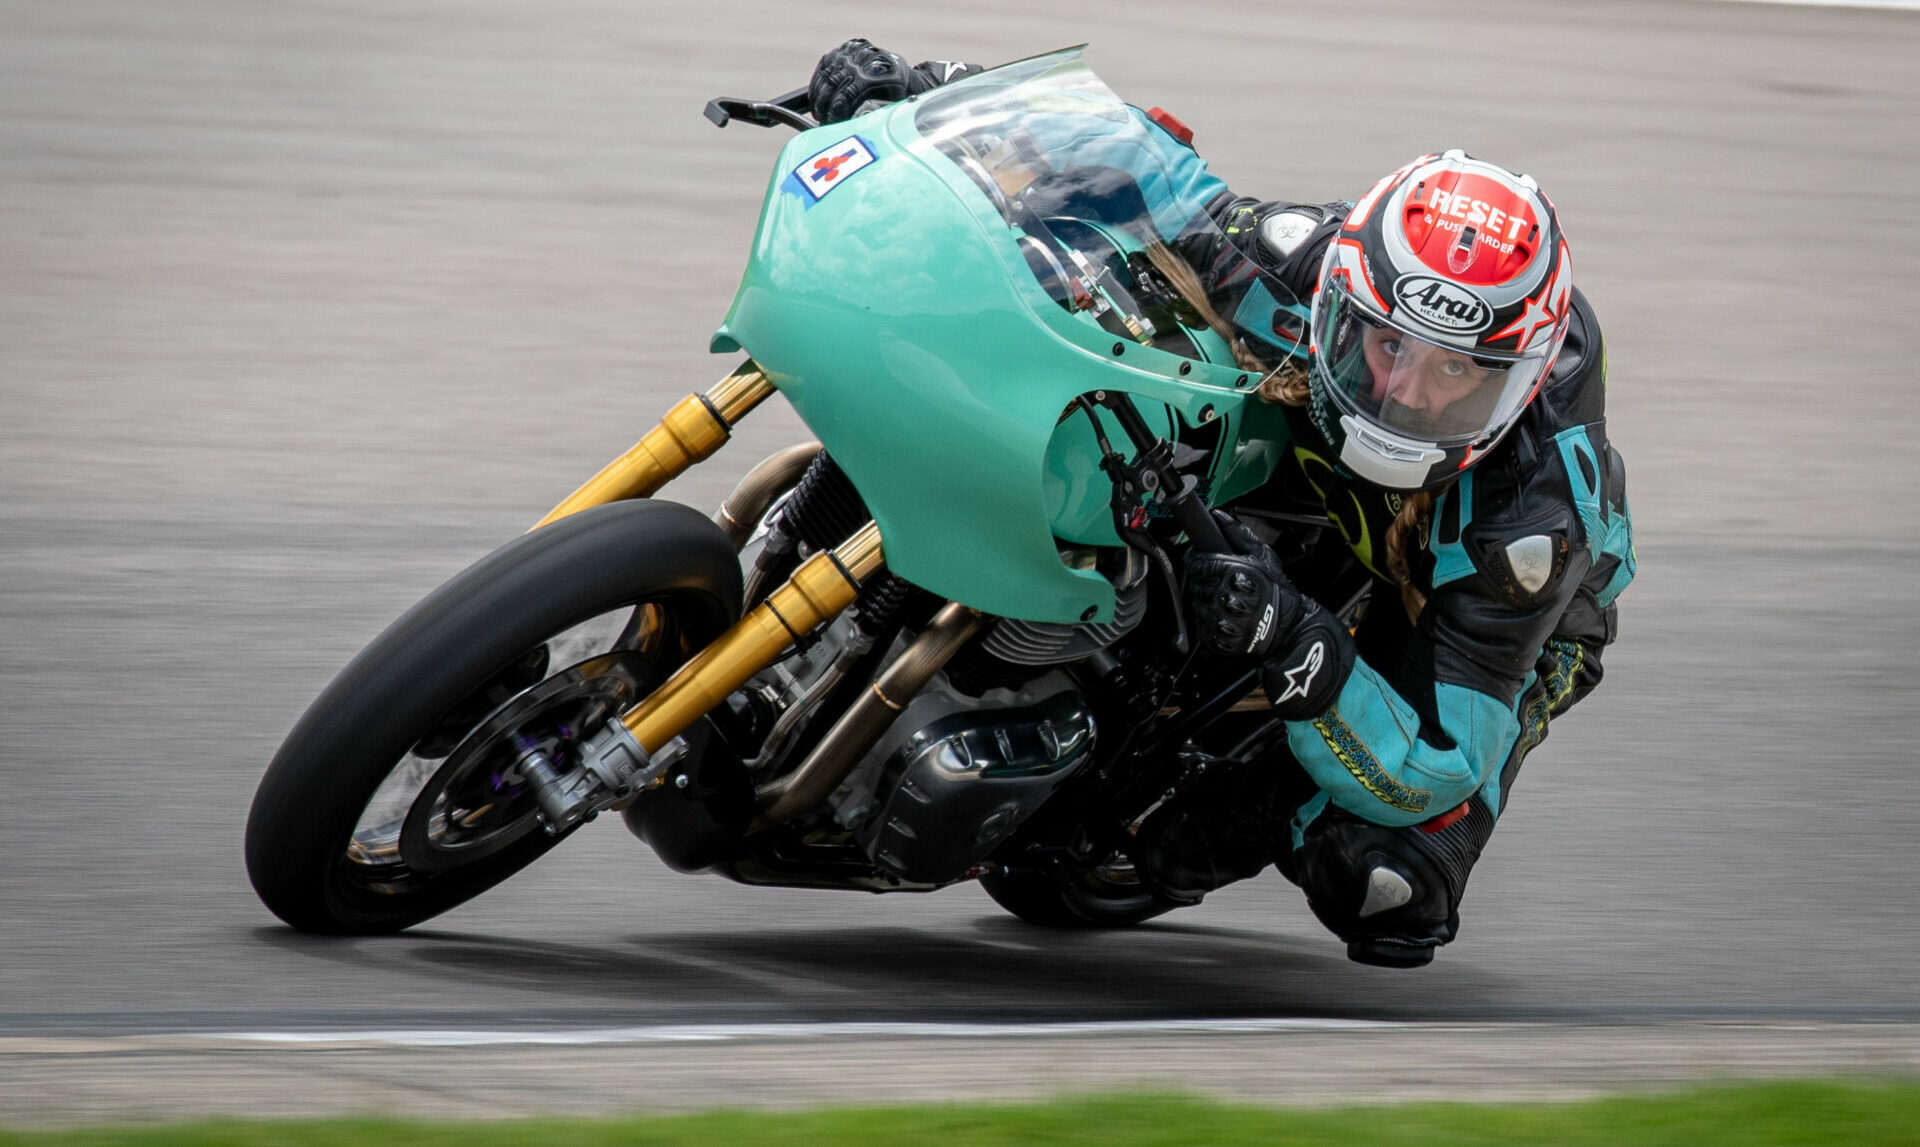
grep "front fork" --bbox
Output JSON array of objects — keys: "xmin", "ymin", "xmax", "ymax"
[
  {"xmin": 517, "ymin": 361, "xmax": 927, "ymax": 833},
  {"xmin": 532, "ymin": 361, "xmax": 782, "ymax": 529}
]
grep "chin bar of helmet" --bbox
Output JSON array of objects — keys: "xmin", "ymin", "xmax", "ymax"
[{"xmin": 532, "ymin": 360, "xmax": 778, "ymax": 530}]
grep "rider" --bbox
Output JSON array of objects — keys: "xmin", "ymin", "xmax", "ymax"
[{"xmin": 805, "ymin": 41, "xmax": 1634, "ymax": 968}]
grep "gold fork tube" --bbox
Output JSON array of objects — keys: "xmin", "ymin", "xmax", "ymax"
[
  {"xmin": 620, "ymin": 522, "xmax": 886, "ymax": 754},
  {"xmin": 532, "ymin": 362, "xmax": 777, "ymax": 530}
]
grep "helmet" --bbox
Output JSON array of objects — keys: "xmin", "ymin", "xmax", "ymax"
[{"xmin": 1308, "ymin": 150, "xmax": 1573, "ymax": 490}]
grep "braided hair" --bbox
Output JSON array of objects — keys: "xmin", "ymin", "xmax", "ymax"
[{"xmin": 1257, "ymin": 360, "xmax": 1439, "ymax": 624}]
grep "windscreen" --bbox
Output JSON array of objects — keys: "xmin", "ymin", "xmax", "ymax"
[{"xmin": 908, "ymin": 51, "xmax": 1307, "ymax": 371}]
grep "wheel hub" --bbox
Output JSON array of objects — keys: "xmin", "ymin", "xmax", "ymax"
[{"xmin": 397, "ymin": 651, "xmax": 658, "ymax": 872}]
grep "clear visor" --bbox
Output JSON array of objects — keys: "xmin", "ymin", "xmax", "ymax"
[{"xmin": 1311, "ymin": 283, "xmax": 1550, "ymax": 447}]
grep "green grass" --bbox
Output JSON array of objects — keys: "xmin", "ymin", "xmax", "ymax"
[{"xmin": 3, "ymin": 1081, "xmax": 1918, "ymax": 1146}]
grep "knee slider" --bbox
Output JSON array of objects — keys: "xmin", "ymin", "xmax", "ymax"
[{"xmin": 1295, "ymin": 800, "xmax": 1494, "ymax": 966}]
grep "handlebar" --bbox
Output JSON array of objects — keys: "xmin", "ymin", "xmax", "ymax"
[{"xmin": 1093, "ymin": 393, "xmax": 1229, "ymax": 553}]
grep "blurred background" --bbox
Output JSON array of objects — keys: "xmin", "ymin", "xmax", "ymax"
[{"xmin": 2, "ymin": 0, "xmax": 1917, "ymax": 1064}]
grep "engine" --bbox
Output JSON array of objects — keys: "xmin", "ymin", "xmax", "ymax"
[
  {"xmin": 976, "ymin": 543, "xmax": 1149, "ymax": 665},
  {"xmin": 635, "ymin": 449, "xmax": 1136, "ymax": 887},
  {"xmin": 941, "ymin": 542, "xmax": 1148, "ymax": 696},
  {"xmin": 828, "ymin": 668, "xmax": 1095, "ymax": 885}
]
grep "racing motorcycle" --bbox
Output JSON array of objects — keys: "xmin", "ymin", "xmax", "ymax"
[{"xmin": 245, "ymin": 49, "xmax": 1372, "ymax": 934}]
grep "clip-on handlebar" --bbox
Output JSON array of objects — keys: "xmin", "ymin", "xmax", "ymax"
[{"xmin": 704, "ymin": 86, "xmax": 815, "ymax": 131}]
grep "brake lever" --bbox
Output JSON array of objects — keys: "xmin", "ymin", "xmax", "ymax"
[
  {"xmin": 1077, "ymin": 397, "xmax": 1192, "ymax": 657},
  {"xmin": 1090, "ymin": 391, "xmax": 1228, "ymax": 553},
  {"xmin": 704, "ymin": 87, "xmax": 816, "ymax": 131}
]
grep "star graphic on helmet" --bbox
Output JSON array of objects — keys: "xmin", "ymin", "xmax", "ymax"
[{"xmin": 1490, "ymin": 289, "xmax": 1556, "ymax": 351}]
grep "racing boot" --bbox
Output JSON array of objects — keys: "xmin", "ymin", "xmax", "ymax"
[
  {"xmin": 1292, "ymin": 797, "xmax": 1496, "ymax": 968},
  {"xmin": 1130, "ymin": 758, "xmax": 1291, "ymax": 904}
]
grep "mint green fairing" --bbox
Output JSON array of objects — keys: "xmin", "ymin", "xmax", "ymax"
[{"xmin": 712, "ymin": 51, "xmax": 1297, "ymax": 623}]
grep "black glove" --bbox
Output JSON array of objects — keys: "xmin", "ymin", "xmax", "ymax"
[
  {"xmin": 1184, "ymin": 516, "xmax": 1354, "ymax": 720},
  {"xmin": 1185, "ymin": 518, "xmax": 1298, "ymax": 659},
  {"xmin": 808, "ymin": 39, "xmax": 912, "ymax": 125},
  {"xmin": 1256, "ymin": 599, "xmax": 1354, "ymax": 721}
]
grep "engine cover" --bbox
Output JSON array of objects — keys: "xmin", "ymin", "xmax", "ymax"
[{"xmin": 853, "ymin": 688, "xmax": 1094, "ymax": 884}]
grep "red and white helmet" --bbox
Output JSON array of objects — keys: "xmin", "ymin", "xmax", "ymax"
[{"xmin": 1308, "ymin": 150, "xmax": 1574, "ymax": 490}]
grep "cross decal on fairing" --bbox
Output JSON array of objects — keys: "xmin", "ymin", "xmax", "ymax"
[{"xmin": 811, "ymin": 149, "xmax": 859, "ymax": 185}]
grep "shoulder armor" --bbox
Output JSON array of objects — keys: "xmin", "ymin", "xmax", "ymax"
[
  {"xmin": 1426, "ymin": 285, "xmax": 1614, "ymax": 613},
  {"xmin": 1465, "ymin": 514, "xmax": 1580, "ymax": 610},
  {"xmin": 1214, "ymin": 198, "xmax": 1350, "ymax": 300},
  {"xmin": 1428, "ymin": 433, "xmax": 1585, "ymax": 611},
  {"xmin": 1259, "ymin": 209, "xmax": 1325, "ymax": 258}
]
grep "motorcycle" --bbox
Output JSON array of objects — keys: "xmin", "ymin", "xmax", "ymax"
[{"xmin": 245, "ymin": 48, "xmax": 1372, "ymax": 934}]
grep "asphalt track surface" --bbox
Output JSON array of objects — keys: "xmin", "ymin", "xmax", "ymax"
[{"xmin": 4, "ymin": 0, "xmax": 1920, "ymax": 1123}]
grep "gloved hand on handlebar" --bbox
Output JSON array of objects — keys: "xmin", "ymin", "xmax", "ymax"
[
  {"xmin": 808, "ymin": 40, "xmax": 983, "ymax": 125},
  {"xmin": 1184, "ymin": 516, "xmax": 1354, "ymax": 720}
]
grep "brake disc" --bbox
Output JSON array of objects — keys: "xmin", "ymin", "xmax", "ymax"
[{"xmin": 397, "ymin": 651, "xmax": 658, "ymax": 873}]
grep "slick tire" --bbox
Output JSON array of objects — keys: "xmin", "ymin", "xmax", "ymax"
[{"xmin": 245, "ymin": 500, "xmax": 741, "ymax": 935}]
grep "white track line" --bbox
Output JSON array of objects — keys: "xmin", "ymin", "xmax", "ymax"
[
  {"xmin": 183, "ymin": 1019, "xmax": 1402, "ymax": 1048},
  {"xmin": 1711, "ymin": 0, "xmax": 1920, "ymax": 9}
]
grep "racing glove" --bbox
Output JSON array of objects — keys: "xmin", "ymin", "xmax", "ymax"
[
  {"xmin": 1184, "ymin": 517, "xmax": 1354, "ymax": 720},
  {"xmin": 808, "ymin": 40, "xmax": 983, "ymax": 124}
]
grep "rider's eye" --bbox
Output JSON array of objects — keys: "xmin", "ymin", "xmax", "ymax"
[
  {"xmin": 1440, "ymin": 358, "xmax": 1492, "ymax": 382},
  {"xmin": 1380, "ymin": 337, "xmax": 1403, "ymax": 357}
]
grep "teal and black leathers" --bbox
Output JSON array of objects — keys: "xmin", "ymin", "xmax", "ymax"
[
  {"xmin": 1279, "ymin": 289, "xmax": 1629, "ymax": 830},
  {"xmin": 1198, "ymin": 165, "xmax": 1631, "ymax": 958},
  {"xmin": 1266, "ymin": 288, "xmax": 1633, "ymax": 962}
]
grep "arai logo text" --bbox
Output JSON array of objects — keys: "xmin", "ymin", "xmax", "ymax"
[{"xmin": 1393, "ymin": 275, "xmax": 1492, "ymax": 334}]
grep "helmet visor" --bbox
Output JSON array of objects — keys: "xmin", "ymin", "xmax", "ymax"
[{"xmin": 1312, "ymin": 285, "xmax": 1550, "ymax": 447}]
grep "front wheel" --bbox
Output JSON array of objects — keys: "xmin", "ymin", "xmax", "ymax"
[{"xmin": 245, "ymin": 500, "xmax": 741, "ymax": 934}]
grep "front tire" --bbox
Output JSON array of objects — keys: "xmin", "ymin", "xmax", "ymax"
[{"xmin": 245, "ymin": 500, "xmax": 741, "ymax": 934}]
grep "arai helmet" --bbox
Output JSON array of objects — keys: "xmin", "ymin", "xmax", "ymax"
[{"xmin": 1309, "ymin": 150, "xmax": 1573, "ymax": 490}]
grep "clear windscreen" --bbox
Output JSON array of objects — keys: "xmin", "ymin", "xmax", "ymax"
[
  {"xmin": 907, "ymin": 51, "xmax": 1306, "ymax": 370},
  {"xmin": 1311, "ymin": 285, "xmax": 1548, "ymax": 446}
]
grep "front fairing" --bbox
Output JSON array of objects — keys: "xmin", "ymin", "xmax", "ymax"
[{"xmin": 713, "ymin": 49, "xmax": 1303, "ymax": 623}]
